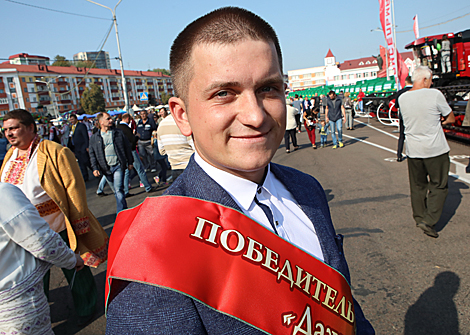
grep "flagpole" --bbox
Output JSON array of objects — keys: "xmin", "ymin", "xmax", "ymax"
[{"xmin": 391, "ymin": 0, "xmax": 399, "ymax": 89}]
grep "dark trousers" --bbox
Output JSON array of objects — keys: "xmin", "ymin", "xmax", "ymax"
[
  {"xmin": 284, "ymin": 129, "xmax": 298, "ymax": 151},
  {"xmin": 75, "ymin": 150, "xmax": 91, "ymax": 181},
  {"xmin": 138, "ymin": 140, "xmax": 156, "ymax": 170},
  {"xmin": 156, "ymin": 158, "xmax": 168, "ymax": 182},
  {"xmin": 294, "ymin": 114, "xmax": 302, "ymax": 131},
  {"xmin": 407, "ymin": 152, "xmax": 450, "ymax": 227},
  {"xmin": 43, "ymin": 230, "xmax": 97, "ymax": 317}
]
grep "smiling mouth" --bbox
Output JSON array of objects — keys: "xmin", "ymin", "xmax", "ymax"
[{"xmin": 231, "ymin": 132, "xmax": 269, "ymax": 139}]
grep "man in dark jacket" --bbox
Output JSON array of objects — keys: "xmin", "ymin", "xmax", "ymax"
[
  {"xmin": 325, "ymin": 91, "xmax": 346, "ymax": 149},
  {"xmin": 89, "ymin": 112, "xmax": 133, "ymax": 213},
  {"xmin": 136, "ymin": 110, "xmax": 157, "ymax": 172},
  {"xmin": 117, "ymin": 113, "xmax": 156, "ymax": 196},
  {"xmin": 68, "ymin": 114, "xmax": 90, "ymax": 181}
]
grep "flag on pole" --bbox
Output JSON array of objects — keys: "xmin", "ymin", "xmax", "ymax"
[
  {"xmin": 378, "ymin": 0, "xmax": 408, "ymax": 90},
  {"xmin": 413, "ymin": 15, "xmax": 419, "ymax": 39}
]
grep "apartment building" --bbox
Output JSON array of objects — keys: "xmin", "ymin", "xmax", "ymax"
[
  {"xmin": 288, "ymin": 49, "xmax": 415, "ymax": 91},
  {"xmin": 0, "ymin": 63, "xmax": 173, "ymax": 117},
  {"xmin": 73, "ymin": 51, "xmax": 111, "ymax": 69}
]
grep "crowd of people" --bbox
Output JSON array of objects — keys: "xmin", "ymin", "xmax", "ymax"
[
  {"xmin": 0, "ymin": 6, "xmax": 459, "ymax": 335},
  {"xmin": 286, "ymin": 88, "xmax": 362, "ymax": 151}
]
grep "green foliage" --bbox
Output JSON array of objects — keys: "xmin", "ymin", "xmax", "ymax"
[
  {"xmin": 160, "ymin": 92, "xmax": 171, "ymax": 104},
  {"xmin": 52, "ymin": 55, "xmax": 71, "ymax": 67},
  {"xmin": 75, "ymin": 60, "xmax": 96, "ymax": 68},
  {"xmin": 149, "ymin": 68, "xmax": 171, "ymax": 76},
  {"xmin": 80, "ymin": 83, "xmax": 106, "ymax": 115}
]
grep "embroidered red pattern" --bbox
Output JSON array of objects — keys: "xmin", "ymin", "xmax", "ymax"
[
  {"xmin": 71, "ymin": 216, "xmax": 91, "ymax": 236},
  {"xmin": 4, "ymin": 135, "xmax": 41, "ymax": 185},
  {"xmin": 35, "ymin": 199, "xmax": 61, "ymax": 217},
  {"xmin": 82, "ymin": 237, "xmax": 109, "ymax": 267}
]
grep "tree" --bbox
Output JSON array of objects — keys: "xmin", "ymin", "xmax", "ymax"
[
  {"xmin": 149, "ymin": 68, "xmax": 171, "ymax": 76},
  {"xmin": 75, "ymin": 60, "xmax": 96, "ymax": 68},
  {"xmin": 159, "ymin": 92, "xmax": 171, "ymax": 104},
  {"xmin": 80, "ymin": 83, "xmax": 106, "ymax": 115},
  {"xmin": 52, "ymin": 55, "xmax": 71, "ymax": 67}
]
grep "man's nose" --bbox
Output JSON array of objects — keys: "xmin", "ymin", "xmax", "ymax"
[{"xmin": 237, "ymin": 92, "xmax": 267, "ymax": 128}]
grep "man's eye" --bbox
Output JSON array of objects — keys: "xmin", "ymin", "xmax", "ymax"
[
  {"xmin": 216, "ymin": 91, "xmax": 228, "ymax": 97},
  {"xmin": 261, "ymin": 86, "xmax": 276, "ymax": 93}
]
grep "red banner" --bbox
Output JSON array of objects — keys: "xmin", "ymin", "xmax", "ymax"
[
  {"xmin": 106, "ymin": 196, "xmax": 356, "ymax": 335},
  {"xmin": 378, "ymin": 0, "xmax": 409, "ymax": 89}
]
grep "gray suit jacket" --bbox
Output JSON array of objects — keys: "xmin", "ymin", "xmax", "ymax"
[{"xmin": 106, "ymin": 156, "xmax": 375, "ymax": 334}]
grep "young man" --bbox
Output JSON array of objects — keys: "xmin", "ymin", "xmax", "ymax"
[
  {"xmin": 68, "ymin": 114, "xmax": 90, "ymax": 181},
  {"xmin": 325, "ymin": 90, "xmax": 346, "ymax": 149},
  {"xmin": 89, "ymin": 112, "xmax": 133, "ymax": 213},
  {"xmin": 105, "ymin": 7, "xmax": 374, "ymax": 334},
  {"xmin": 136, "ymin": 110, "xmax": 157, "ymax": 172}
]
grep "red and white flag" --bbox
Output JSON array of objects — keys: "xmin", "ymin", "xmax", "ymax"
[
  {"xmin": 413, "ymin": 15, "xmax": 419, "ymax": 39},
  {"xmin": 378, "ymin": 0, "xmax": 408, "ymax": 90}
]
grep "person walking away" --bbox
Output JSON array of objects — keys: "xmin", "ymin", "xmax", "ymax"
[
  {"xmin": 0, "ymin": 183, "xmax": 85, "ymax": 335},
  {"xmin": 285, "ymin": 101, "xmax": 299, "ymax": 153},
  {"xmin": 343, "ymin": 92, "xmax": 354, "ymax": 130},
  {"xmin": 325, "ymin": 90, "xmax": 346, "ymax": 149},
  {"xmin": 398, "ymin": 66, "xmax": 455, "ymax": 238},
  {"xmin": 89, "ymin": 112, "xmax": 134, "ymax": 213},
  {"xmin": 303, "ymin": 101, "xmax": 317, "ymax": 149}
]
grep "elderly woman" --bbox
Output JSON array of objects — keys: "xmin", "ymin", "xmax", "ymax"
[{"xmin": 0, "ymin": 183, "xmax": 83, "ymax": 335}]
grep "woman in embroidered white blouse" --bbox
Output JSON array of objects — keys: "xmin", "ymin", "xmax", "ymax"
[{"xmin": 0, "ymin": 182, "xmax": 84, "ymax": 335}]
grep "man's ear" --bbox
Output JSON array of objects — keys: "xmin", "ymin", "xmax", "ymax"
[{"xmin": 169, "ymin": 96, "xmax": 192, "ymax": 136}]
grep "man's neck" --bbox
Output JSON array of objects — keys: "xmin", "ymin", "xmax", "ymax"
[{"xmin": 101, "ymin": 127, "xmax": 110, "ymax": 133}]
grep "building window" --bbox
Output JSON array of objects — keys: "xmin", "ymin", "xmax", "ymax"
[
  {"xmin": 26, "ymin": 98, "xmax": 29, "ymax": 102},
  {"xmin": 366, "ymin": 61, "xmax": 371, "ymax": 65},
  {"xmin": 364, "ymin": 72, "xmax": 369, "ymax": 78},
  {"xmin": 24, "ymin": 88, "xmax": 28, "ymax": 92},
  {"xmin": 22, "ymin": 78, "xmax": 26, "ymax": 82},
  {"xmin": 304, "ymin": 74, "xmax": 311, "ymax": 79},
  {"xmin": 349, "ymin": 74, "xmax": 354, "ymax": 79},
  {"xmin": 29, "ymin": 78, "xmax": 33, "ymax": 82},
  {"xmin": 342, "ymin": 75, "xmax": 347, "ymax": 80},
  {"xmin": 0, "ymin": 89, "xmax": 4, "ymax": 93},
  {"xmin": 357, "ymin": 73, "xmax": 362, "ymax": 78},
  {"xmin": 7, "ymin": 77, "xmax": 13, "ymax": 83},
  {"xmin": 372, "ymin": 72, "xmax": 377, "ymax": 77},
  {"xmin": 334, "ymin": 76, "xmax": 339, "ymax": 81}
]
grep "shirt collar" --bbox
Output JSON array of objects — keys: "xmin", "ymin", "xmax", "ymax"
[{"xmin": 194, "ymin": 152, "xmax": 273, "ymax": 211}]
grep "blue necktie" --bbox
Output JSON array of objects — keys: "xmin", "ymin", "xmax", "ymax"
[{"xmin": 254, "ymin": 188, "xmax": 278, "ymax": 235}]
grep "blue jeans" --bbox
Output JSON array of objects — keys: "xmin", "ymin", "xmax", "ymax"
[
  {"xmin": 329, "ymin": 119, "xmax": 343, "ymax": 146},
  {"xmin": 358, "ymin": 100, "xmax": 363, "ymax": 112},
  {"xmin": 105, "ymin": 165, "xmax": 127, "ymax": 213},
  {"xmin": 97, "ymin": 176, "xmax": 114, "ymax": 194},
  {"xmin": 124, "ymin": 151, "xmax": 152, "ymax": 193}
]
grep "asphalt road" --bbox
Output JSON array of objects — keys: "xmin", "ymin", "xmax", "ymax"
[{"xmin": 50, "ymin": 117, "xmax": 470, "ymax": 334}]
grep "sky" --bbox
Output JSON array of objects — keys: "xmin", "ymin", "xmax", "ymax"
[{"xmin": 1, "ymin": 0, "xmax": 469, "ymax": 74}]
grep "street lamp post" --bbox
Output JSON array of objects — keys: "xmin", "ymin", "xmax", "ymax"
[
  {"xmin": 35, "ymin": 75, "xmax": 63, "ymax": 118},
  {"xmin": 86, "ymin": 0, "xmax": 130, "ymax": 115}
]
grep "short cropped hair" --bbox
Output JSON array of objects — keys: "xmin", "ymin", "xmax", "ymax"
[
  {"xmin": 411, "ymin": 66, "xmax": 432, "ymax": 83},
  {"xmin": 170, "ymin": 6, "xmax": 283, "ymax": 101},
  {"xmin": 69, "ymin": 114, "xmax": 78, "ymax": 120},
  {"xmin": 3, "ymin": 109, "xmax": 37, "ymax": 133},
  {"xmin": 96, "ymin": 112, "xmax": 109, "ymax": 123}
]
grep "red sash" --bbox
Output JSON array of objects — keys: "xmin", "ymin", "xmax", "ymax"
[{"xmin": 106, "ymin": 196, "xmax": 356, "ymax": 335}]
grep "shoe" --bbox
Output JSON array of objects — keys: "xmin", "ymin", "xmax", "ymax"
[
  {"xmin": 339, "ymin": 142, "xmax": 344, "ymax": 148},
  {"xmin": 351, "ymin": 128, "xmax": 355, "ymax": 130},
  {"xmin": 145, "ymin": 169, "xmax": 150, "ymax": 172},
  {"xmin": 125, "ymin": 193, "xmax": 135, "ymax": 198},
  {"xmin": 312, "ymin": 145, "xmax": 317, "ymax": 149},
  {"xmin": 332, "ymin": 145, "xmax": 337, "ymax": 149},
  {"xmin": 146, "ymin": 187, "xmax": 158, "ymax": 193},
  {"xmin": 96, "ymin": 192, "xmax": 108, "ymax": 197},
  {"xmin": 286, "ymin": 149, "xmax": 290, "ymax": 153},
  {"xmin": 293, "ymin": 146, "xmax": 299, "ymax": 151},
  {"xmin": 320, "ymin": 144, "xmax": 324, "ymax": 148},
  {"xmin": 417, "ymin": 222, "xmax": 439, "ymax": 238},
  {"xmin": 154, "ymin": 176, "xmax": 160, "ymax": 184},
  {"xmin": 128, "ymin": 183, "xmax": 132, "ymax": 189},
  {"xmin": 150, "ymin": 169, "xmax": 157, "ymax": 172},
  {"xmin": 140, "ymin": 182, "xmax": 144, "ymax": 188}
]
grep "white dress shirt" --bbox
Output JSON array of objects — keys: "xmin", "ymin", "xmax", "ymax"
[{"xmin": 194, "ymin": 153, "xmax": 324, "ymax": 261}]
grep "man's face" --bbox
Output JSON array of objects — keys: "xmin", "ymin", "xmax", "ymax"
[
  {"xmin": 99, "ymin": 114, "xmax": 113, "ymax": 129},
  {"xmin": 70, "ymin": 117, "xmax": 78, "ymax": 125},
  {"xmin": 171, "ymin": 39, "xmax": 286, "ymax": 183},
  {"xmin": 3, "ymin": 118, "xmax": 35, "ymax": 150},
  {"xmin": 141, "ymin": 111, "xmax": 148, "ymax": 120},
  {"xmin": 329, "ymin": 93, "xmax": 335, "ymax": 99}
]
